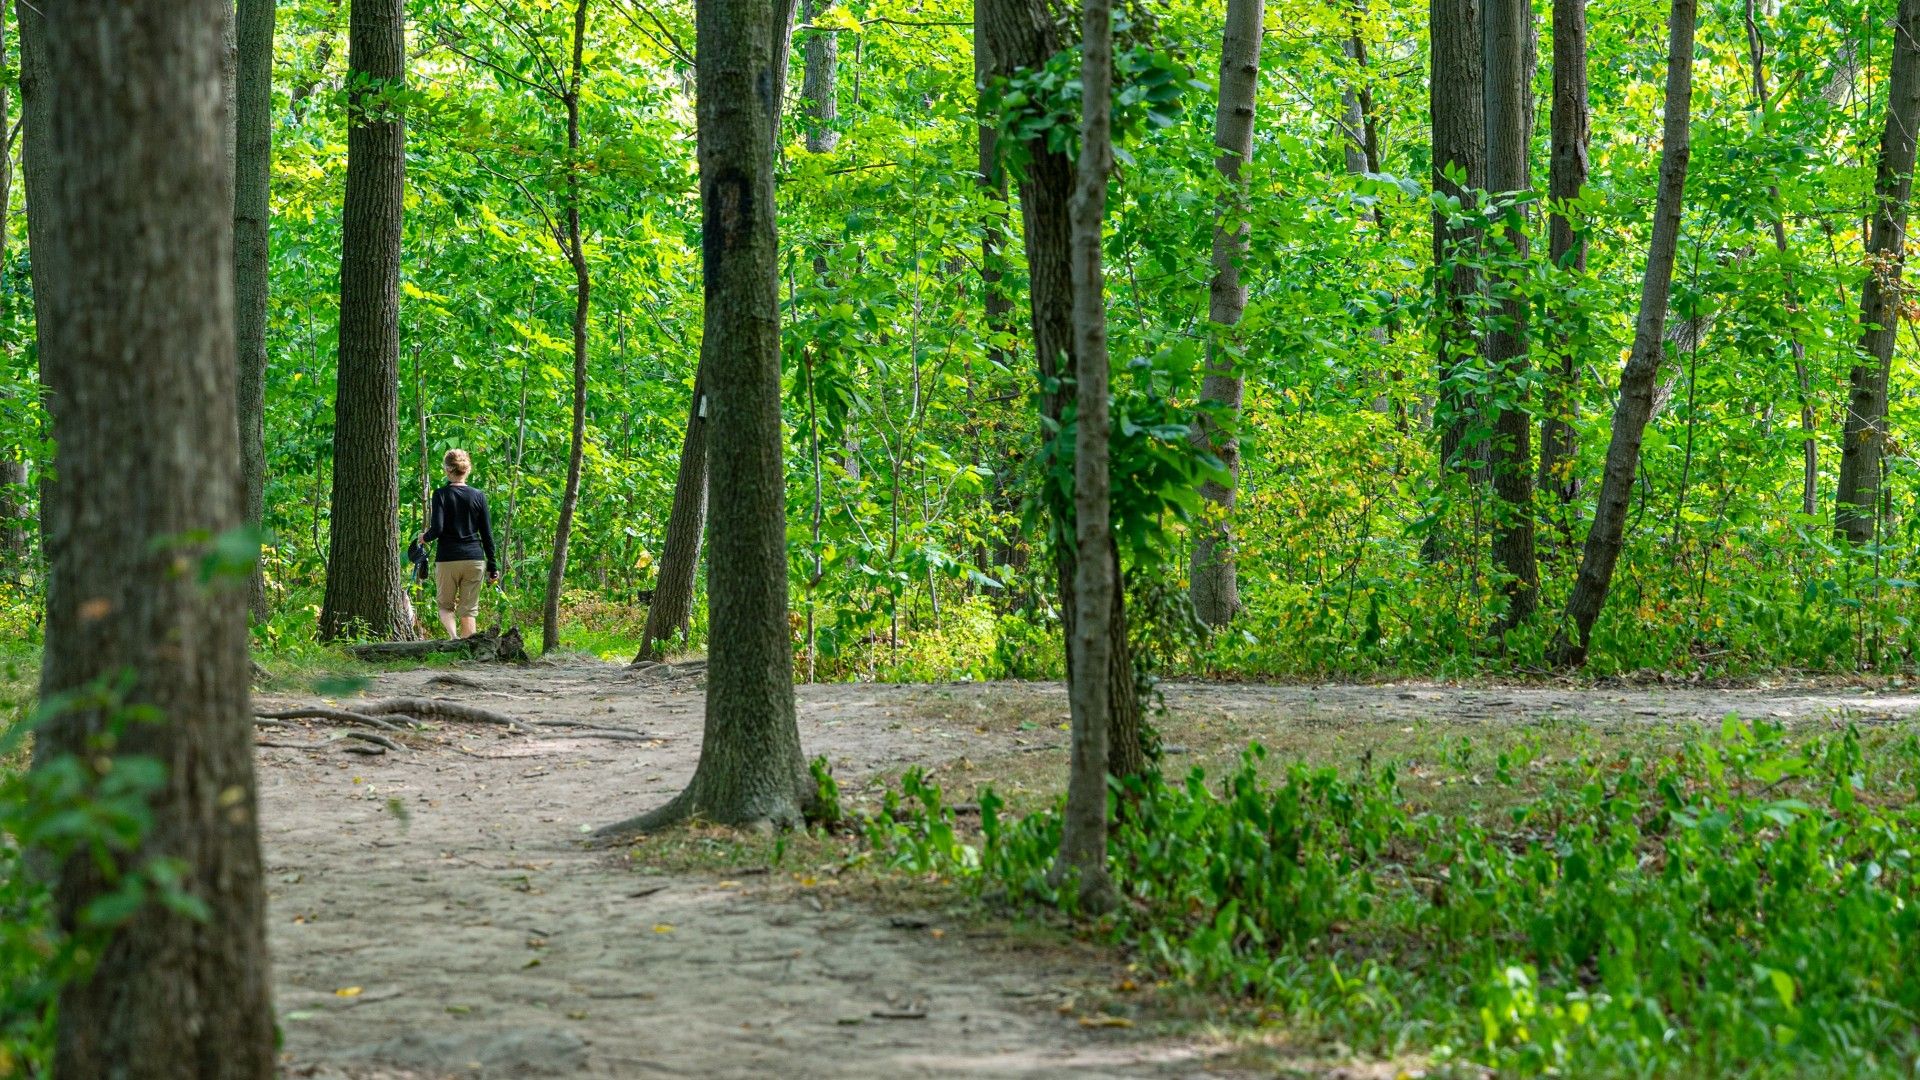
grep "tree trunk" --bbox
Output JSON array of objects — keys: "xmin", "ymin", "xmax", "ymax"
[
  {"xmin": 1537, "ymin": 0, "xmax": 1588, "ymax": 517},
  {"xmin": 34, "ymin": 0, "xmax": 275, "ymax": 1072},
  {"xmin": 975, "ymin": 0, "xmax": 1015, "ymax": 372},
  {"xmin": 1050, "ymin": 0, "xmax": 1118, "ymax": 915},
  {"xmin": 321, "ymin": 0, "xmax": 413, "ymax": 641},
  {"xmin": 1836, "ymin": 0, "xmax": 1920, "ymax": 544},
  {"xmin": 980, "ymin": 0, "xmax": 1147, "ymax": 783},
  {"xmin": 1430, "ymin": 0, "xmax": 1487, "ymax": 492},
  {"xmin": 800, "ymin": 0, "xmax": 839, "ymax": 153},
  {"xmin": 543, "ymin": 0, "xmax": 593, "ymax": 655},
  {"xmin": 1744, "ymin": 0, "xmax": 1818, "ymax": 519},
  {"xmin": 1188, "ymin": 0, "xmax": 1264, "ymax": 629},
  {"xmin": 1482, "ymin": 0, "xmax": 1538, "ymax": 629},
  {"xmin": 628, "ymin": 0, "xmax": 798, "ymax": 665},
  {"xmin": 1550, "ymin": 0, "xmax": 1696, "ymax": 666},
  {"xmin": 235, "ymin": 0, "xmax": 275, "ymax": 622},
  {"xmin": 599, "ymin": 0, "xmax": 809, "ymax": 836},
  {"xmin": 15, "ymin": 0, "xmax": 56, "ymax": 563},
  {"xmin": 634, "ymin": 368, "xmax": 708, "ymax": 662}
]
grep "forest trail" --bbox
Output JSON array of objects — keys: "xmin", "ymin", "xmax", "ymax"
[{"xmin": 260, "ymin": 662, "xmax": 1920, "ymax": 1079}]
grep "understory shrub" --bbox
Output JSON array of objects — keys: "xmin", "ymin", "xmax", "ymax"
[{"xmin": 864, "ymin": 719, "xmax": 1920, "ymax": 1077}]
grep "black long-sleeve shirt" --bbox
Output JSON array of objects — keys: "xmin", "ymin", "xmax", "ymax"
[{"xmin": 422, "ymin": 483, "xmax": 497, "ymax": 574}]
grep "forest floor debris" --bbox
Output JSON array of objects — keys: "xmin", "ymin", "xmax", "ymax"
[{"xmin": 260, "ymin": 661, "xmax": 1920, "ymax": 1078}]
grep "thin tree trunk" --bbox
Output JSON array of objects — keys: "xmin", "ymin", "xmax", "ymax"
[
  {"xmin": 801, "ymin": 0, "xmax": 839, "ymax": 153},
  {"xmin": 1744, "ymin": 0, "xmax": 1818, "ymax": 518},
  {"xmin": 1189, "ymin": 0, "xmax": 1264, "ymax": 628},
  {"xmin": 635, "ymin": 369, "xmax": 708, "ymax": 662},
  {"xmin": 1538, "ymin": 0, "xmax": 1588, "ymax": 518},
  {"xmin": 235, "ymin": 0, "xmax": 275, "ymax": 621},
  {"xmin": 0, "ymin": 2, "xmax": 27, "ymax": 573},
  {"xmin": 34, "ymin": 0, "xmax": 274, "ymax": 1071},
  {"xmin": 1836, "ymin": 0, "xmax": 1920, "ymax": 543},
  {"xmin": 1550, "ymin": 0, "xmax": 1696, "ymax": 666},
  {"xmin": 1482, "ymin": 0, "xmax": 1538, "ymax": 629},
  {"xmin": 321, "ymin": 0, "xmax": 413, "ymax": 641},
  {"xmin": 629, "ymin": 0, "xmax": 797, "ymax": 664},
  {"xmin": 981, "ymin": 0, "xmax": 1146, "ymax": 783},
  {"xmin": 1430, "ymin": 0, "xmax": 1487, "ymax": 497},
  {"xmin": 543, "ymin": 0, "xmax": 593, "ymax": 655},
  {"xmin": 975, "ymin": 0, "xmax": 1015, "ymax": 371},
  {"xmin": 15, "ymin": 0, "xmax": 56, "ymax": 564},
  {"xmin": 599, "ymin": 0, "xmax": 809, "ymax": 837},
  {"xmin": 1051, "ymin": 0, "xmax": 1118, "ymax": 915}
]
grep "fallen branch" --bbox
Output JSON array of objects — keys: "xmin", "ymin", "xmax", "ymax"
[{"xmin": 347, "ymin": 627, "xmax": 529, "ymax": 664}]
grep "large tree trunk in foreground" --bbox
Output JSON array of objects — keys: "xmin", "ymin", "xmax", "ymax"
[
  {"xmin": 321, "ymin": 0, "xmax": 413, "ymax": 641},
  {"xmin": 542, "ymin": 0, "xmax": 594, "ymax": 656},
  {"xmin": 34, "ymin": 0, "xmax": 275, "ymax": 1071},
  {"xmin": 1537, "ymin": 0, "xmax": 1588, "ymax": 519},
  {"xmin": 980, "ymin": 0, "xmax": 1146, "ymax": 783},
  {"xmin": 1051, "ymin": 0, "xmax": 1118, "ymax": 914},
  {"xmin": 1429, "ymin": 0, "xmax": 1487, "ymax": 499},
  {"xmin": 1550, "ymin": 0, "xmax": 1696, "ymax": 666},
  {"xmin": 236, "ymin": 0, "xmax": 275, "ymax": 621},
  {"xmin": 1482, "ymin": 0, "xmax": 1538, "ymax": 629},
  {"xmin": 599, "ymin": 0, "xmax": 809, "ymax": 837},
  {"xmin": 1836, "ymin": 0, "xmax": 1920, "ymax": 544},
  {"xmin": 630, "ymin": 0, "xmax": 798, "ymax": 665},
  {"xmin": 1188, "ymin": 0, "xmax": 1264, "ymax": 629}
]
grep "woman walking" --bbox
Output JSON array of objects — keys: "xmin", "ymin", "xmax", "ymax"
[{"xmin": 419, "ymin": 449, "xmax": 499, "ymax": 638}]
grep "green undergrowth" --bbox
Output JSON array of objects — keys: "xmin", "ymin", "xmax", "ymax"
[{"xmin": 852, "ymin": 719, "xmax": 1920, "ymax": 1078}]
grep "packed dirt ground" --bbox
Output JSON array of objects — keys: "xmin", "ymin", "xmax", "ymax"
[{"xmin": 258, "ymin": 660, "xmax": 1920, "ymax": 1078}]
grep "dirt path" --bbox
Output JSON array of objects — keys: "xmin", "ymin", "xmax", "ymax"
[{"xmin": 260, "ymin": 663, "xmax": 1920, "ymax": 1078}]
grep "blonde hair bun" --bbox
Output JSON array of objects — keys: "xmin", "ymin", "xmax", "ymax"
[{"xmin": 443, "ymin": 448, "xmax": 473, "ymax": 479}]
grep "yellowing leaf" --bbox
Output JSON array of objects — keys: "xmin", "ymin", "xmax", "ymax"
[{"xmin": 335, "ymin": 986, "xmax": 362, "ymax": 998}]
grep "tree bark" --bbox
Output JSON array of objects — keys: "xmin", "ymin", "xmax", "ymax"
[
  {"xmin": 634, "ymin": 368, "xmax": 709, "ymax": 662},
  {"xmin": 321, "ymin": 0, "xmax": 413, "ymax": 641},
  {"xmin": 34, "ymin": 0, "xmax": 275, "ymax": 1072},
  {"xmin": 1188, "ymin": 0, "xmax": 1264, "ymax": 629},
  {"xmin": 1744, "ymin": 0, "xmax": 1818, "ymax": 519},
  {"xmin": 599, "ymin": 0, "xmax": 809, "ymax": 836},
  {"xmin": 542, "ymin": 0, "xmax": 593, "ymax": 655},
  {"xmin": 980, "ymin": 0, "xmax": 1146, "ymax": 783},
  {"xmin": 801, "ymin": 0, "xmax": 840, "ymax": 153},
  {"xmin": 1550, "ymin": 0, "xmax": 1696, "ymax": 666},
  {"xmin": 628, "ymin": 0, "xmax": 798, "ymax": 665},
  {"xmin": 975, "ymin": 0, "xmax": 1015, "ymax": 372},
  {"xmin": 1051, "ymin": 0, "xmax": 1118, "ymax": 914},
  {"xmin": 1537, "ymin": 0, "xmax": 1588, "ymax": 517},
  {"xmin": 1430, "ymin": 0, "xmax": 1487, "ymax": 492},
  {"xmin": 1836, "ymin": 0, "xmax": 1920, "ymax": 544},
  {"xmin": 1482, "ymin": 0, "xmax": 1538, "ymax": 629},
  {"xmin": 235, "ymin": 0, "xmax": 275, "ymax": 621}
]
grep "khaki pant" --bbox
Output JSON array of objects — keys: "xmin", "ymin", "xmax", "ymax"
[{"xmin": 436, "ymin": 560, "xmax": 486, "ymax": 621}]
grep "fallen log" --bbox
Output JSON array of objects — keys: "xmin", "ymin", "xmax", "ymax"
[{"xmin": 347, "ymin": 627, "xmax": 529, "ymax": 664}]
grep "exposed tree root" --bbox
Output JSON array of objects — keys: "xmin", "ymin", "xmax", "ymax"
[
  {"xmin": 256, "ymin": 708, "xmax": 407, "ymax": 732},
  {"xmin": 253, "ymin": 729, "xmax": 404, "ymax": 754},
  {"xmin": 360, "ymin": 697, "xmax": 529, "ymax": 730}
]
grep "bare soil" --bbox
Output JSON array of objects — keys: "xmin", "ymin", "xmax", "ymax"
[{"xmin": 259, "ymin": 662, "xmax": 1920, "ymax": 1079}]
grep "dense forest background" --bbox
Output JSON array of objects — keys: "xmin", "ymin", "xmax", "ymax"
[{"xmin": 0, "ymin": 0, "xmax": 1914, "ymax": 677}]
